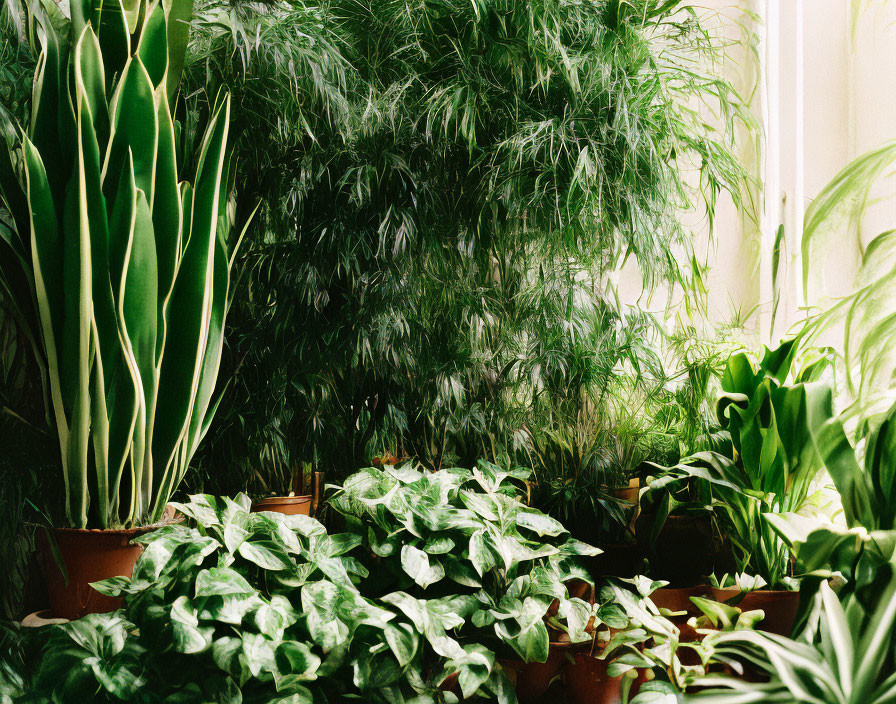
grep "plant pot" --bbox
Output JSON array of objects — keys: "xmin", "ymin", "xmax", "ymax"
[
  {"xmin": 251, "ymin": 495, "xmax": 313, "ymax": 516},
  {"xmin": 36, "ymin": 507, "xmax": 179, "ymax": 620},
  {"xmin": 500, "ymin": 643, "xmax": 572, "ymax": 703},
  {"xmin": 612, "ymin": 478, "xmax": 641, "ymax": 532},
  {"xmin": 565, "ymin": 652, "xmax": 647, "ymax": 704},
  {"xmin": 649, "ymin": 585, "xmax": 714, "ymax": 614},
  {"xmin": 710, "ymin": 587, "xmax": 800, "ymax": 636}
]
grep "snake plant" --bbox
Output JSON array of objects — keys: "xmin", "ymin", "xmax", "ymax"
[{"xmin": 0, "ymin": 0, "xmax": 234, "ymax": 529}]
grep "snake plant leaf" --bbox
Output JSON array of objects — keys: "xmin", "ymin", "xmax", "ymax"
[
  {"xmin": 137, "ymin": 1, "xmax": 168, "ymax": 88},
  {"xmin": 152, "ymin": 88, "xmax": 181, "ymax": 317},
  {"xmin": 105, "ymin": 155, "xmax": 142, "ymax": 514},
  {"xmin": 153, "ymin": 97, "xmax": 230, "ymax": 507},
  {"xmin": 74, "ymin": 26, "xmax": 109, "ymax": 149},
  {"xmin": 30, "ymin": 0, "xmax": 74, "ymax": 194},
  {"xmin": 95, "ymin": 0, "xmax": 131, "ymax": 89},
  {"xmin": 104, "ymin": 56, "xmax": 158, "ymax": 204}
]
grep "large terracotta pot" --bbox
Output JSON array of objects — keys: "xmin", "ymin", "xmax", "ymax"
[
  {"xmin": 565, "ymin": 652, "xmax": 648, "ymax": 704},
  {"xmin": 710, "ymin": 587, "xmax": 800, "ymax": 636},
  {"xmin": 251, "ymin": 495, "xmax": 312, "ymax": 516},
  {"xmin": 37, "ymin": 508, "xmax": 178, "ymax": 620}
]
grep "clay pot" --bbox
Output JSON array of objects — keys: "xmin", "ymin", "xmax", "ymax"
[
  {"xmin": 36, "ymin": 507, "xmax": 179, "ymax": 620},
  {"xmin": 565, "ymin": 652, "xmax": 647, "ymax": 704},
  {"xmin": 649, "ymin": 585, "xmax": 716, "ymax": 647},
  {"xmin": 251, "ymin": 495, "xmax": 312, "ymax": 516},
  {"xmin": 500, "ymin": 644, "xmax": 572, "ymax": 703},
  {"xmin": 612, "ymin": 478, "xmax": 641, "ymax": 529},
  {"xmin": 710, "ymin": 587, "xmax": 800, "ymax": 636}
]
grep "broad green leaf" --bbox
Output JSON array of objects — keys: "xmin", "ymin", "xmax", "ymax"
[
  {"xmin": 170, "ymin": 596, "xmax": 213, "ymax": 653},
  {"xmin": 401, "ymin": 544, "xmax": 445, "ymax": 589},
  {"xmin": 194, "ymin": 567, "xmax": 254, "ymax": 597}
]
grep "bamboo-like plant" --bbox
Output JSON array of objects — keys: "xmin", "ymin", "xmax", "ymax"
[{"xmin": 0, "ymin": 0, "xmax": 234, "ymax": 529}]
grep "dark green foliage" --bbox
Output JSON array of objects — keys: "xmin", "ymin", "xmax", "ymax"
[
  {"xmin": 186, "ymin": 0, "xmax": 748, "ymax": 495},
  {"xmin": 645, "ymin": 341, "xmax": 836, "ymax": 589}
]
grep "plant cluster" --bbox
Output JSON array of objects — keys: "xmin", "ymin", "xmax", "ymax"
[
  {"xmin": 328, "ymin": 461, "xmax": 604, "ymax": 661},
  {"xmin": 184, "ymin": 0, "xmax": 748, "ymax": 501},
  {"xmin": 6, "ymin": 466, "xmax": 752, "ymax": 703},
  {"xmin": 645, "ymin": 340, "xmax": 833, "ymax": 589},
  {"xmin": 17, "ymin": 493, "xmax": 516, "ymax": 703},
  {"xmin": 692, "ymin": 574, "xmax": 896, "ymax": 704}
]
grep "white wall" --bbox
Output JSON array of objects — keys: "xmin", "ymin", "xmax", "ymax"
[{"xmin": 705, "ymin": 0, "xmax": 896, "ymax": 344}]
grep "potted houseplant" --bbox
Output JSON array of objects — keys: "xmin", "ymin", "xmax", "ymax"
[
  {"xmin": 328, "ymin": 461, "xmax": 606, "ymax": 701},
  {"xmin": 250, "ymin": 462, "xmax": 322, "ymax": 516},
  {"xmin": 643, "ymin": 340, "xmax": 834, "ymax": 637},
  {"xmin": 0, "ymin": 0, "xmax": 235, "ymax": 618}
]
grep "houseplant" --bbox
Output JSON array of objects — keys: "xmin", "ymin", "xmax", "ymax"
[
  {"xmin": 0, "ymin": 0, "xmax": 236, "ymax": 617},
  {"xmin": 767, "ymin": 393, "xmax": 896, "ymax": 615},
  {"xmin": 644, "ymin": 340, "xmax": 835, "ymax": 635},
  {"xmin": 328, "ymin": 461, "xmax": 606, "ymax": 699},
  {"xmin": 689, "ymin": 575, "xmax": 896, "ymax": 704}
]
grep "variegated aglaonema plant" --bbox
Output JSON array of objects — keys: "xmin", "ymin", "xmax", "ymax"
[{"xmin": 0, "ymin": 0, "xmax": 234, "ymax": 528}]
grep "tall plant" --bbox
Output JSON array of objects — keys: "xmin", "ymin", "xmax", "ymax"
[
  {"xmin": 186, "ymin": 0, "xmax": 749, "ymax": 493},
  {"xmin": 0, "ymin": 0, "xmax": 235, "ymax": 528}
]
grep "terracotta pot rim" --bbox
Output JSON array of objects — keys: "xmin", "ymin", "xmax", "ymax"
[
  {"xmin": 713, "ymin": 587, "xmax": 800, "ymax": 597},
  {"xmin": 253, "ymin": 495, "xmax": 312, "ymax": 505},
  {"xmin": 33, "ymin": 505, "xmax": 183, "ymax": 537}
]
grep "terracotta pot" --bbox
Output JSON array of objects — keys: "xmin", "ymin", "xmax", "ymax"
[
  {"xmin": 649, "ymin": 585, "xmax": 716, "ymax": 646},
  {"xmin": 36, "ymin": 507, "xmax": 179, "ymax": 620},
  {"xmin": 251, "ymin": 495, "xmax": 312, "ymax": 516},
  {"xmin": 612, "ymin": 478, "xmax": 641, "ymax": 529},
  {"xmin": 565, "ymin": 652, "xmax": 647, "ymax": 704},
  {"xmin": 710, "ymin": 587, "xmax": 800, "ymax": 636},
  {"xmin": 500, "ymin": 643, "xmax": 572, "ymax": 703}
]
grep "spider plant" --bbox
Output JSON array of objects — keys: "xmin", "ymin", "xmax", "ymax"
[
  {"xmin": 0, "ymin": 0, "xmax": 236, "ymax": 528},
  {"xmin": 691, "ymin": 576, "xmax": 896, "ymax": 704}
]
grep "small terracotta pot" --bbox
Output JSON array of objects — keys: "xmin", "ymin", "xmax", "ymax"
[
  {"xmin": 36, "ymin": 507, "xmax": 179, "ymax": 621},
  {"xmin": 500, "ymin": 643, "xmax": 572, "ymax": 703},
  {"xmin": 710, "ymin": 587, "xmax": 800, "ymax": 636},
  {"xmin": 612, "ymin": 478, "xmax": 641, "ymax": 529},
  {"xmin": 251, "ymin": 495, "xmax": 312, "ymax": 516},
  {"xmin": 565, "ymin": 652, "xmax": 647, "ymax": 704}
]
